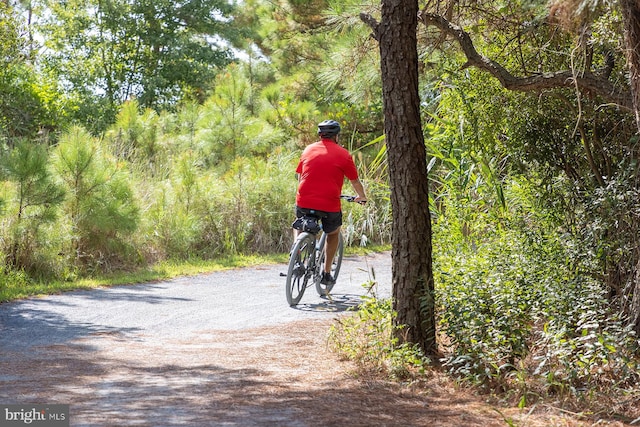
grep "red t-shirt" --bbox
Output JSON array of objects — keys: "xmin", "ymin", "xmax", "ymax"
[{"xmin": 295, "ymin": 139, "xmax": 359, "ymax": 212}]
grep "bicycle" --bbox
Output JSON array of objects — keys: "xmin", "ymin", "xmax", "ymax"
[{"xmin": 285, "ymin": 195, "xmax": 363, "ymax": 306}]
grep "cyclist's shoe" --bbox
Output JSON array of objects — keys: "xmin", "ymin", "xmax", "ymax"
[{"xmin": 320, "ymin": 272, "xmax": 335, "ymax": 286}]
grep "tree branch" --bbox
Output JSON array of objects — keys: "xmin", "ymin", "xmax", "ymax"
[
  {"xmin": 419, "ymin": 12, "xmax": 634, "ymax": 112},
  {"xmin": 359, "ymin": 13, "xmax": 380, "ymax": 41}
]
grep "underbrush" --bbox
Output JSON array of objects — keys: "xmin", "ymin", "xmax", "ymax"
[
  {"xmin": 328, "ymin": 230, "xmax": 640, "ymax": 423},
  {"xmin": 435, "ymin": 231, "xmax": 639, "ymax": 420},
  {"xmin": 328, "ymin": 282, "xmax": 429, "ymax": 381}
]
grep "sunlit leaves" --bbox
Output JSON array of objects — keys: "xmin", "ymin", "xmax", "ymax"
[
  {"xmin": 38, "ymin": 0, "xmax": 242, "ymax": 127},
  {"xmin": 52, "ymin": 126, "xmax": 139, "ymax": 266}
]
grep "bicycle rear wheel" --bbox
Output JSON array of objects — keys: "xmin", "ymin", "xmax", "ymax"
[
  {"xmin": 286, "ymin": 233, "xmax": 316, "ymax": 306},
  {"xmin": 315, "ymin": 232, "xmax": 344, "ymax": 296}
]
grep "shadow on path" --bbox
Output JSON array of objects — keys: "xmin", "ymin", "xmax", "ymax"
[
  {"xmin": 0, "ymin": 320, "xmax": 511, "ymax": 427},
  {"xmin": 290, "ymin": 293, "xmax": 364, "ymax": 313}
]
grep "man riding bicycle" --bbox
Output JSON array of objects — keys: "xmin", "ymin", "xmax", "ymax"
[{"xmin": 294, "ymin": 120, "xmax": 367, "ymax": 286}]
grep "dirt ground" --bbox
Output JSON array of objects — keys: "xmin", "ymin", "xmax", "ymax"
[{"xmin": 2, "ymin": 318, "xmax": 633, "ymax": 426}]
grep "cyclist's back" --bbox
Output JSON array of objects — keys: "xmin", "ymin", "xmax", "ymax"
[{"xmin": 296, "ymin": 138, "xmax": 358, "ymax": 212}]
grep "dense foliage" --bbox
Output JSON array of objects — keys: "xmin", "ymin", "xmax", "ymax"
[{"xmin": 1, "ymin": 0, "xmax": 639, "ymax": 419}]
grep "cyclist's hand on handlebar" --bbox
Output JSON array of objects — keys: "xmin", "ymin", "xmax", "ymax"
[
  {"xmin": 354, "ymin": 196, "xmax": 367, "ymax": 205},
  {"xmin": 341, "ymin": 194, "xmax": 367, "ymax": 205}
]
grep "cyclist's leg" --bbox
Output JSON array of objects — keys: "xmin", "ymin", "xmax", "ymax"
[
  {"xmin": 320, "ymin": 211, "xmax": 343, "ymax": 274},
  {"xmin": 332, "ymin": 232, "xmax": 344, "ymax": 280},
  {"xmin": 323, "ymin": 228, "xmax": 341, "ymax": 273}
]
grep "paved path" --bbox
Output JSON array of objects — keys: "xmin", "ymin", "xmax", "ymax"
[{"xmin": 0, "ymin": 252, "xmax": 393, "ymax": 426}]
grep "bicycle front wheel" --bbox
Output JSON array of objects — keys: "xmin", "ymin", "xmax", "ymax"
[
  {"xmin": 286, "ymin": 233, "xmax": 316, "ymax": 306},
  {"xmin": 315, "ymin": 232, "xmax": 344, "ymax": 296}
]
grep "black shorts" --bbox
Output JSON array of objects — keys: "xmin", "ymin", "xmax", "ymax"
[{"xmin": 295, "ymin": 206, "xmax": 342, "ymax": 234}]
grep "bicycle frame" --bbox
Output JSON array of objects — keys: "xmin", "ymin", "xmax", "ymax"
[
  {"xmin": 285, "ymin": 228, "xmax": 344, "ymax": 306},
  {"xmin": 284, "ymin": 195, "xmax": 357, "ymax": 306}
]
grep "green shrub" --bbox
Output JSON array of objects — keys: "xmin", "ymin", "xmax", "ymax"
[
  {"xmin": 0, "ymin": 264, "xmax": 39, "ymax": 302},
  {"xmin": 0, "ymin": 140, "xmax": 66, "ymax": 276},
  {"xmin": 436, "ymin": 234, "xmax": 534, "ymax": 386},
  {"xmin": 533, "ymin": 274, "xmax": 639, "ymax": 393},
  {"xmin": 328, "ymin": 286, "xmax": 428, "ymax": 380},
  {"xmin": 433, "ymin": 204, "xmax": 640, "ymax": 399},
  {"xmin": 52, "ymin": 126, "xmax": 140, "ymax": 272}
]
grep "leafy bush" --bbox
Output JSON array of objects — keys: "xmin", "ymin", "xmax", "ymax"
[
  {"xmin": 328, "ymin": 286, "xmax": 428, "ymax": 380},
  {"xmin": 433, "ymin": 194, "xmax": 640, "ymax": 400},
  {"xmin": 436, "ymin": 232, "xmax": 535, "ymax": 386},
  {"xmin": 532, "ymin": 274, "xmax": 639, "ymax": 394},
  {"xmin": 0, "ymin": 264, "xmax": 34, "ymax": 302}
]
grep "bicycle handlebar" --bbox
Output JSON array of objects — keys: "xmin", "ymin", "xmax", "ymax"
[{"xmin": 340, "ymin": 195, "xmax": 367, "ymax": 205}]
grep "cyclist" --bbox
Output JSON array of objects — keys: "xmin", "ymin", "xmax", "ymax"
[{"xmin": 294, "ymin": 119, "xmax": 367, "ymax": 286}]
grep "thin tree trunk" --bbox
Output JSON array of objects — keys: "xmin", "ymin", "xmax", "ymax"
[{"xmin": 364, "ymin": 0, "xmax": 436, "ymax": 354}]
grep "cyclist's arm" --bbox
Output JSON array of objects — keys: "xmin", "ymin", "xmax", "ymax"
[{"xmin": 349, "ymin": 179, "xmax": 367, "ymax": 204}]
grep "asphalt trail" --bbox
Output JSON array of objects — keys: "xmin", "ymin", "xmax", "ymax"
[{"xmin": 0, "ymin": 251, "xmax": 392, "ymax": 426}]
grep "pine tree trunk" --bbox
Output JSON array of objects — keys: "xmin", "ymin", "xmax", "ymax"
[{"xmin": 377, "ymin": 0, "xmax": 436, "ymax": 354}]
